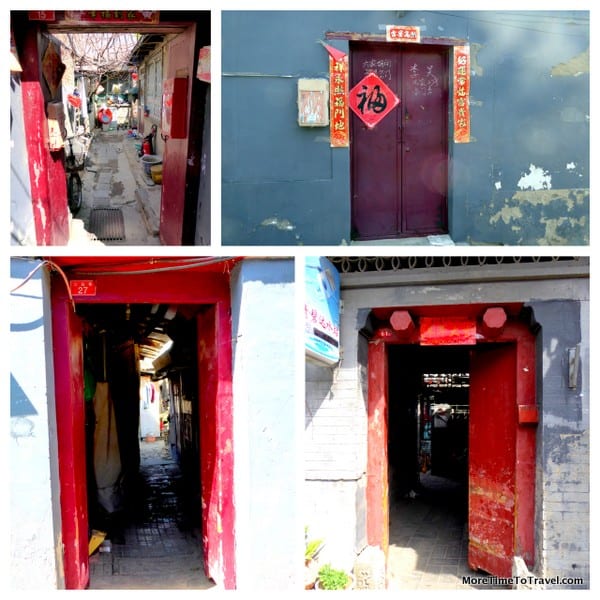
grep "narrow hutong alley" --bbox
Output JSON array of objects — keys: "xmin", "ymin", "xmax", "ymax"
[
  {"xmin": 11, "ymin": 11, "xmax": 212, "ymax": 247},
  {"xmin": 11, "ymin": 256, "xmax": 299, "ymax": 591},
  {"xmin": 89, "ymin": 439, "xmax": 212, "ymax": 589},
  {"xmin": 71, "ymin": 129, "xmax": 162, "ymax": 246},
  {"xmin": 385, "ymin": 345, "xmax": 490, "ymax": 590}
]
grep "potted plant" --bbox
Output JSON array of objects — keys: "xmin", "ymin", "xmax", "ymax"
[
  {"xmin": 305, "ymin": 537, "xmax": 324, "ymax": 589},
  {"xmin": 316, "ymin": 564, "xmax": 354, "ymax": 590}
]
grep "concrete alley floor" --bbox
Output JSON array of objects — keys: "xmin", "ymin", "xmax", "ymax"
[
  {"xmin": 88, "ymin": 439, "xmax": 214, "ymax": 590},
  {"xmin": 350, "ymin": 234, "xmax": 456, "ymax": 246},
  {"xmin": 68, "ymin": 129, "xmax": 162, "ymax": 246},
  {"xmin": 387, "ymin": 473, "xmax": 509, "ymax": 590}
]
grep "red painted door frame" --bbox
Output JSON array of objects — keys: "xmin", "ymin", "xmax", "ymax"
[
  {"xmin": 160, "ymin": 24, "xmax": 196, "ymax": 245},
  {"xmin": 367, "ymin": 340, "xmax": 389, "ymax": 554},
  {"xmin": 50, "ymin": 291, "xmax": 88, "ymax": 587},
  {"xmin": 17, "ymin": 21, "xmax": 70, "ymax": 245},
  {"xmin": 50, "ymin": 262, "xmax": 236, "ymax": 589},
  {"xmin": 197, "ymin": 304, "xmax": 236, "ymax": 587},
  {"xmin": 366, "ymin": 308, "xmax": 537, "ymax": 576}
]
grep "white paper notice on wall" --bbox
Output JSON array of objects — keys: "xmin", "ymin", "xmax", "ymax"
[{"xmin": 298, "ymin": 78, "xmax": 329, "ymax": 127}]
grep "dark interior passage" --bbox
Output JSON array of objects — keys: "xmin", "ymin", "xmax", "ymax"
[
  {"xmin": 387, "ymin": 345, "xmax": 485, "ymax": 589},
  {"xmin": 88, "ymin": 439, "xmax": 212, "ymax": 589},
  {"xmin": 388, "ymin": 345, "xmax": 469, "ymax": 504},
  {"xmin": 79, "ymin": 302, "xmax": 211, "ymax": 589}
]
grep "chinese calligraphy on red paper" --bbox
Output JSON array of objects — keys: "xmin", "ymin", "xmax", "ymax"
[
  {"xmin": 453, "ymin": 45, "xmax": 471, "ymax": 143},
  {"xmin": 386, "ymin": 25, "xmax": 421, "ymax": 43},
  {"xmin": 329, "ymin": 55, "xmax": 349, "ymax": 147},
  {"xmin": 349, "ymin": 72, "xmax": 400, "ymax": 129}
]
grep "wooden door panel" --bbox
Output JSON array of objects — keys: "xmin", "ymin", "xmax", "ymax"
[
  {"xmin": 351, "ymin": 44, "xmax": 400, "ymax": 239},
  {"xmin": 469, "ymin": 344, "xmax": 517, "ymax": 578},
  {"xmin": 401, "ymin": 47, "xmax": 448, "ymax": 233},
  {"xmin": 350, "ymin": 43, "xmax": 448, "ymax": 240},
  {"xmin": 160, "ymin": 25, "xmax": 195, "ymax": 245}
]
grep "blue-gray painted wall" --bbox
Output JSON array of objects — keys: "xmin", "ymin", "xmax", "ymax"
[
  {"xmin": 229, "ymin": 259, "xmax": 302, "ymax": 589},
  {"xmin": 10, "ymin": 258, "xmax": 64, "ymax": 588},
  {"xmin": 528, "ymin": 300, "xmax": 589, "ymax": 584},
  {"xmin": 222, "ymin": 11, "xmax": 589, "ymax": 245}
]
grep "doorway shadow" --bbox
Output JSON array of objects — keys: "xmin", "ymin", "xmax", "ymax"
[
  {"xmin": 88, "ymin": 439, "xmax": 213, "ymax": 590},
  {"xmin": 388, "ymin": 472, "xmax": 508, "ymax": 590}
]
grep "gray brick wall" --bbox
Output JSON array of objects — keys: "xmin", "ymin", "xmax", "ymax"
[
  {"xmin": 305, "ymin": 359, "xmax": 367, "ymax": 479},
  {"xmin": 530, "ymin": 300, "xmax": 589, "ymax": 587}
]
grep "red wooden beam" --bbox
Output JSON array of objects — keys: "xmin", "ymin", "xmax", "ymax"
[
  {"xmin": 366, "ymin": 341, "xmax": 389, "ymax": 555},
  {"xmin": 51, "ymin": 285, "xmax": 89, "ymax": 588},
  {"xmin": 20, "ymin": 25, "xmax": 69, "ymax": 244}
]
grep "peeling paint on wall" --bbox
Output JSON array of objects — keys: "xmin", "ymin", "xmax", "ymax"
[
  {"xmin": 517, "ymin": 164, "xmax": 552, "ymax": 191},
  {"xmin": 261, "ymin": 217, "xmax": 296, "ymax": 231},
  {"xmin": 470, "ymin": 43, "xmax": 484, "ymax": 76},
  {"xmin": 551, "ymin": 48, "xmax": 589, "ymax": 77},
  {"xmin": 490, "ymin": 205, "xmax": 522, "ymax": 226},
  {"xmin": 512, "ymin": 189, "xmax": 587, "ymax": 212},
  {"xmin": 489, "ymin": 189, "xmax": 589, "ymax": 244}
]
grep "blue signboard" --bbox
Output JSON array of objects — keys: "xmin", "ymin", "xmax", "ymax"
[{"xmin": 305, "ymin": 257, "xmax": 340, "ymax": 365}]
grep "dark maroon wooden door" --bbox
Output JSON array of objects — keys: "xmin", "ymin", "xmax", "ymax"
[{"xmin": 351, "ymin": 43, "xmax": 449, "ymax": 240}]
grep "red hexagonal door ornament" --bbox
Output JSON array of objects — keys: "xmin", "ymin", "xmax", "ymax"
[{"xmin": 349, "ymin": 72, "xmax": 400, "ymax": 129}]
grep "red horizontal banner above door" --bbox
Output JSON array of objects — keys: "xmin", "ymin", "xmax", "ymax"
[{"xmin": 419, "ymin": 316, "xmax": 477, "ymax": 345}]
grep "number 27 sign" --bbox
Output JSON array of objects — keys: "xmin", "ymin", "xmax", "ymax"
[
  {"xmin": 70, "ymin": 280, "xmax": 97, "ymax": 296},
  {"xmin": 349, "ymin": 72, "xmax": 400, "ymax": 129}
]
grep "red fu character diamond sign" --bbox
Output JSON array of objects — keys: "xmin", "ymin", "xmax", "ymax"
[{"xmin": 349, "ymin": 72, "xmax": 400, "ymax": 129}]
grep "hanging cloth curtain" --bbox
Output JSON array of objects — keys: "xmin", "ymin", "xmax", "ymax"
[{"xmin": 93, "ymin": 381, "xmax": 123, "ymax": 513}]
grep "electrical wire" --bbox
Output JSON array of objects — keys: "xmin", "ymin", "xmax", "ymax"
[
  {"xmin": 10, "ymin": 257, "xmax": 244, "ymax": 311},
  {"xmin": 59, "ymin": 256, "xmax": 243, "ymax": 276},
  {"xmin": 10, "ymin": 259, "xmax": 76, "ymax": 312}
]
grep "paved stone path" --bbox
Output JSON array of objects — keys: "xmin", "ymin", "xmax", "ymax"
[
  {"xmin": 387, "ymin": 473, "xmax": 508, "ymax": 590},
  {"xmin": 89, "ymin": 439, "xmax": 214, "ymax": 590},
  {"xmin": 69, "ymin": 129, "xmax": 161, "ymax": 246}
]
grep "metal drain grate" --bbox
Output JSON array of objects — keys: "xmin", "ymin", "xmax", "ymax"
[{"xmin": 88, "ymin": 208, "xmax": 125, "ymax": 241}]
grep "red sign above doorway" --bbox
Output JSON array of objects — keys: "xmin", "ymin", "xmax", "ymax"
[
  {"xmin": 349, "ymin": 72, "xmax": 400, "ymax": 129},
  {"xmin": 64, "ymin": 11, "xmax": 160, "ymax": 24},
  {"xmin": 419, "ymin": 317, "xmax": 477, "ymax": 345},
  {"xmin": 386, "ymin": 25, "xmax": 421, "ymax": 43},
  {"xmin": 28, "ymin": 11, "xmax": 56, "ymax": 21}
]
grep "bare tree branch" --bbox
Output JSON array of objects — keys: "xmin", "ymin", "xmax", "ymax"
[{"xmin": 56, "ymin": 32, "xmax": 139, "ymax": 79}]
